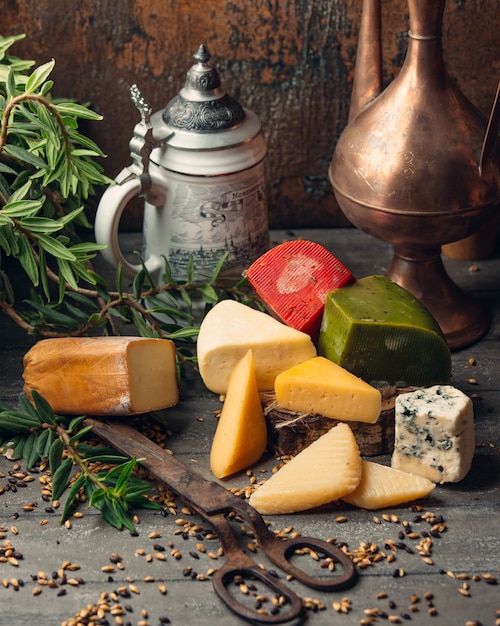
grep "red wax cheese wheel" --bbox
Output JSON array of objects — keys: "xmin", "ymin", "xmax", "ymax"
[{"xmin": 246, "ymin": 240, "xmax": 355, "ymax": 340}]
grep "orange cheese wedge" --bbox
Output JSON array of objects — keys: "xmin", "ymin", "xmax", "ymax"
[
  {"xmin": 342, "ymin": 460, "xmax": 435, "ymax": 510},
  {"xmin": 210, "ymin": 350, "xmax": 267, "ymax": 479},
  {"xmin": 248, "ymin": 422, "xmax": 361, "ymax": 514},
  {"xmin": 246, "ymin": 239, "xmax": 355, "ymax": 340},
  {"xmin": 23, "ymin": 337, "xmax": 178, "ymax": 415}
]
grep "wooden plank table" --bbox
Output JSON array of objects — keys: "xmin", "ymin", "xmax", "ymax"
[{"xmin": 0, "ymin": 229, "xmax": 499, "ymax": 626}]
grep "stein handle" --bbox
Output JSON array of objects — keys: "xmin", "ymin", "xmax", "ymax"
[{"xmin": 94, "ymin": 170, "xmax": 166, "ymax": 279}]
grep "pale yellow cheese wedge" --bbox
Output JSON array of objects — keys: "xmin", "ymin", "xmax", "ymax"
[
  {"xmin": 249, "ymin": 422, "xmax": 361, "ymax": 514},
  {"xmin": 210, "ymin": 350, "xmax": 267, "ymax": 479},
  {"xmin": 23, "ymin": 337, "xmax": 178, "ymax": 415},
  {"xmin": 274, "ymin": 356, "xmax": 381, "ymax": 423},
  {"xmin": 342, "ymin": 460, "xmax": 435, "ymax": 510},
  {"xmin": 197, "ymin": 300, "xmax": 317, "ymax": 394}
]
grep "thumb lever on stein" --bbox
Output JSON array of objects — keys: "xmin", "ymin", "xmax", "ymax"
[{"xmin": 128, "ymin": 84, "xmax": 173, "ymax": 195}]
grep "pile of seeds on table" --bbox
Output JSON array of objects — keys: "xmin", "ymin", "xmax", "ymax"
[{"xmin": 0, "ymin": 416, "xmax": 498, "ymax": 626}]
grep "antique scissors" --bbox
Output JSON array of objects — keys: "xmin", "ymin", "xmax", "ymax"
[{"xmin": 87, "ymin": 419, "xmax": 357, "ymax": 624}]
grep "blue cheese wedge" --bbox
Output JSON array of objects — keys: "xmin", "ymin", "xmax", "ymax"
[{"xmin": 391, "ymin": 385, "xmax": 475, "ymax": 483}]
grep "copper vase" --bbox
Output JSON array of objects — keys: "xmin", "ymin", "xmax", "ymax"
[{"xmin": 329, "ymin": 0, "xmax": 500, "ymax": 350}]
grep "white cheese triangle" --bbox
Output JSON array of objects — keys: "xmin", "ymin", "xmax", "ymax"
[{"xmin": 197, "ymin": 300, "xmax": 317, "ymax": 394}]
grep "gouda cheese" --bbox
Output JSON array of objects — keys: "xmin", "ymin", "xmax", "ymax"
[{"xmin": 210, "ymin": 350, "xmax": 267, "ymax": 479}]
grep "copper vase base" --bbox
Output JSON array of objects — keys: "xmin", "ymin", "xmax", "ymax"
[{"xmin": 386, "ymin": 250, "xmax": 490, "ymax": 351}]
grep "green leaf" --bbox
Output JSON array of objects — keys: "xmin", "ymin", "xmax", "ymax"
[
  {"xmin": 186, "ymin": 255, "xmax": 195, "ymax": 284},
  {"xmin": 70, "ymin": 149, "xmax": 102, "ymax": 157},
  {"xmin": 87, "ymin": 486, "xmax": 106, "ymax": 508},
  {"xmin": 6, "ymin": 436, "xmax": 25, "ymax": 460},
  {"xmin": 23, "ymin": 431, "xmax": 41, "ymax": 469},
  {"xmin": 132, "ymin": 269, "xmax": 146, "ymax": 300},
  {"xmin": 199, "ymin": 283, "xmax": 218, "ymax": 304},
  {"xmin": 0, "ymin": 214, "xmax": 14, "ymax": 227},
  {"xmin": 17, "ymin": 236, "xmax": 39, "ymax": 285},
  {"xmin": 36, "ymin": 233, "xmax": 76, "ymax": 261},
  {"xmin": 0, "ymin": 34, "xmax": 26, "ymax": 58},
  {"xmin": 6, "ymin": 67, "xmax": 17, "ymax": 98},
  {"xmin": 109, "ymin": 458, "xmax": 138, "ymax": 496},
  {"xmin": 99, "ymin": 498, "xmax": 135, "ymax": 532},
  {"xmin": 66, "ymin": 291, "xmax": 100, "ymax": 310},
  {"xmin": 8, "ymin": 179, "xmax": 32, "ymax": 203},
  {"xmin": 167, "ymin": 326, "xmax": 200, "ymax": 340},
  {"xmin": 18, "ymin": 393, "xmax": 40, "ymax": 419},
  {"xmin": 160, "ymin": 256, "xmax": 173, "ymax": 284},
  {"xmin": 67, "ymin": 415, "xmax": 87, "ymax": 433},
  {"xmin": 19, "ymin": 216, "xmax": 64, "ymax": 234},
  {"xmin": 68, "ymin": 423, "xmax": 94, "ymax": 445},
  {"xmin": 38, "ymin": 246, "xmax": 50, "ymax": 299},
  {"xmin": 41, "ymin": 429, "xmax": 56, "ymax": 459},
  {"xmin": 54, "ymin": 102, "xmax": 103, "ymax": 121},
  {"xmin": 85, "ymin": 455, "xmax": 131, "ymax": 467},
  {"xmin": 40, "ymin": 80, "xmax": 54, "ymax": 96},
  {"xmin": 3, "ymin": 144, "xmax": 47, "ymax": 169},
  {"xmin": 1, "ymin": 199, "xmax": 44, "ymax": 217},
  {"xmin": 30, "ymin": 389, "xmax": 57, "ymax": 426},
  {"xmin": 69, "ymin": 240, "xmax": 107, "ymax": 254},
  {"xmin": 57, "ymin": 257, "xmax": 78, "ymax": 291},
  {"xmin": 48, "ymin": 437, "xmax": 64, "ymax": 474},
  {"xmin": 51, "ymin": 456, "xmax": 73, "ymax": 501},
  {"xmin": 59, "ymin": 472, "xmax": 86, "ymax": 523},
  {"xmin": 209, "ymin": 251, "xmax": 229, "ymax": 283},
  {"xmin": 24, "ymin": 60, "xmax": 55, "ymax": 94},
  {"xmin": 0, "ymin": 162, "xmax": 18, "ymax": 176},
  {"xmin": 67, "ymin": 129, "xmax": 107, "ymax": 157}
]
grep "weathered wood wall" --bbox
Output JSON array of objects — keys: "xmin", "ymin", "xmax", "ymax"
[{"xmin": 3, "ymin": 0, "xmax": 499, "ymax": 229}]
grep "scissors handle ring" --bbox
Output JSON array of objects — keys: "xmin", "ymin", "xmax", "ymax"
[
  {"xmin": 260, "ymin": 534, "xmax": 357, "ymax": 592},
  {"xmin": 211, "ymin": 560, "xmax": 304, "ymax": 624}
]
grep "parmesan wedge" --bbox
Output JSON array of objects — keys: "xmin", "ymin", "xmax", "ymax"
[
  {"xmin": 248, "ymin": 422, "xmax": 361, "ymax": 515},
  {"xmin": 23, "ymin": 337, "xmax": 178, "ymax": 415},
  {"xmin": 342, "ymin": 460, "xmax": 435, "ymax": 510},
  {"xmin": 197, "ymin": 299, "xmax": 317, "ymax": 394},
  {"xmin": 210, "ymin": 350, "xmax": 267, "ymax": 479}
]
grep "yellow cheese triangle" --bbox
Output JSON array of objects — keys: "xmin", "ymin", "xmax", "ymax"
[
  {"xmin": 274, "ymin": 356, "xmax": 381, "ymax": 423},
  {"xmin": 249, "ymin": 422, "xmax": 361, "ymax": 514},
  {"xmin": 342, "ymin": 460, "xmax": 435, "ymax": 510},
  {"xmin": 210, "ymin": 350, "xmax": 267, "ymax": 479}
]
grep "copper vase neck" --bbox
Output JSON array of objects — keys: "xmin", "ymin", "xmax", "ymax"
[{"xmin": 407, "ymin": 0, "xmax": 445, "ymax": 39}]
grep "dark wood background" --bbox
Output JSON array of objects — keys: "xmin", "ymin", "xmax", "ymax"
[{"xmin": 3, "ymin": 0, "xmax": 499, "ymax": 229}]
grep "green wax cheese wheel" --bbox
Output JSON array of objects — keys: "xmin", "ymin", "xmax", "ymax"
[{"xmin": 317, "ymin": 275, "xmax": 451, "ymax": 386}]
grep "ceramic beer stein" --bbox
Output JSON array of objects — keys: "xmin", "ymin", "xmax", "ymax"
[{"xmin": 95, "ymin": 44, "xmax": 269, "ymax": 285}]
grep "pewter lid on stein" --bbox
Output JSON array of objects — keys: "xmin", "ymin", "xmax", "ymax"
[{"xmin": 153, "ymin": 44, "xmax": 262, "ymax": 150}]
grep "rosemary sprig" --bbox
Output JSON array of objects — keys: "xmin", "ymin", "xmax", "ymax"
[{"xmin": 0, "ymin": 390, "xmax": 160, "ymax": 531}]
